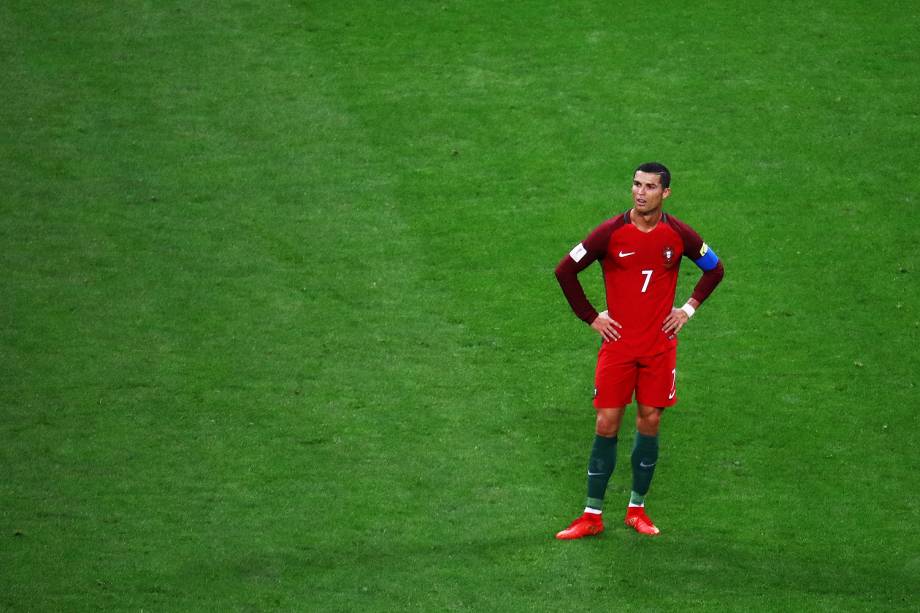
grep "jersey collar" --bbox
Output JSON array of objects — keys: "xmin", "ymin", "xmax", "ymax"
[{"xmin": 624, "ymin": 209, "xmax": 667, "ymax": 226}]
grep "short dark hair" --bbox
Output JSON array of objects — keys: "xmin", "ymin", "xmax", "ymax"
[{"xmin": 635, "ymin": 162, "xmax": 671, "ymax": 188}]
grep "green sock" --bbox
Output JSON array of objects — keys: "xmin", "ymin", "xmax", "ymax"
[
  {"xmin": 585, "ymin": 434, "xmax": 617, "ymax": 511},
  {"xmin": 630, "ymin": 432, "xmax": 659, "ymax": 503}
]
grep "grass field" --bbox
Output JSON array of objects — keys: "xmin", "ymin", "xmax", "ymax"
[{"xmin": 2, "ymin": 1, "xmax": 919, "ymax": 611}]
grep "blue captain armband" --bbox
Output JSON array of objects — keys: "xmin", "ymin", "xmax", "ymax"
[{"xmin": 692, "ymin": 243, "xmax": 719, "ymax": 271}]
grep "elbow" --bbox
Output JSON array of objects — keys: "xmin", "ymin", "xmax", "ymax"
[
  {"xmin": 704, "ymin": 261, "xmax": 725, "ymax": 290},
  {"xmin": 554, "ymin": 259, "xmax": 569, "ymax": 282},
  {"xmin": 712, "ymin": 261, "xmax": 725, "ymax": 283}
]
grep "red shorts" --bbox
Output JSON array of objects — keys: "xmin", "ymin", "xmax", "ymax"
[{"xmin": 593, "ymin": 343, "xmax": 677, "ymax": 409}]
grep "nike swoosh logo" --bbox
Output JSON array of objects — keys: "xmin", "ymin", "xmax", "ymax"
[
  {"xmin": 639, "ymin": 462, "xmax": 656, "ymax": 469},
  {"xmin": 618, "ymin": 251, "xmax": 636, "ymax": 257},
  {"xmin": 587, "ymin": 472, "xmax": 605, "ymax": 476}
]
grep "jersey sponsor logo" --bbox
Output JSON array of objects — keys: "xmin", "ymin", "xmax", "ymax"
[
  {"xmin": 569, "ymin": 242, "xmax": 587, "ymax": 262},
  {"xmin": 618, "ymin": 250, "xmax": 636, "ymax": 257}
]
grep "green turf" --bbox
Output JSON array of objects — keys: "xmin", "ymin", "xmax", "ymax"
[{"xmin": 2, "ymin": 1, "xmax": 919, "ymax": 610}]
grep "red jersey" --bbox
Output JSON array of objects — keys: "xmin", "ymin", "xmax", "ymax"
[{"xmin": 556, "ymin": 210, "xmax": 724, "ymax": 356}]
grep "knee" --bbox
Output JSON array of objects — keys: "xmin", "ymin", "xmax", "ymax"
[
  {"xmin": 636, "ymin": 412, "xmax": 661, "ymax": 435},
  {"xmin": 595, "ymin": 413, "xmax": 620, "ymax": 437}
]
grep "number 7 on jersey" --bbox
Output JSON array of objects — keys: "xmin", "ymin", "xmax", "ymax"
[{"xmin": 641, "ymin": 269, "xmax": 653, "ymax": 293}]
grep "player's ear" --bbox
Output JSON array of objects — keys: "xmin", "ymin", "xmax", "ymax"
[{"xmin": 662, "ymin": 187, "xmax": 671, "ymax": 199}]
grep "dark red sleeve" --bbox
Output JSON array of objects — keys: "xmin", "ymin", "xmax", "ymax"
[
  {"xmin": 690, "ymin": 261, "xmax": 724, "ymax": 305},
  {"xmin": 554, "ymin": 219, "xmax": 618, "ymax": 325},
  {"xmin": 667, "ymin": 214, "xmax": 724, "ymax": 306}
]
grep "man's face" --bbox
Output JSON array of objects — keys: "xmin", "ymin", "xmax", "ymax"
[{"xmin": 632, "ymin": 171, "xmax": 671, "ymax": 214}]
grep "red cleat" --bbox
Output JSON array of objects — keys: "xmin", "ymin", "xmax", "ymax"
[
  {"xmin": 555, "ymin": 513, "xmax": 604, "ymax": 540},
  {"xmin": 624, "ymin": 506, "xmax": 660, "ymax": 535}
]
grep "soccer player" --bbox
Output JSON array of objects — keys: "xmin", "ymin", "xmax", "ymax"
[{"xmin": 553, "ymin": 162, "xmax": 724, "ymax": 538}]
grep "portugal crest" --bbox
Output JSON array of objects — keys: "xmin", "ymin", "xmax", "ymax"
[{"xmin": 662, "ymin": 245, "xmax": 675, "ymax": 268}]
